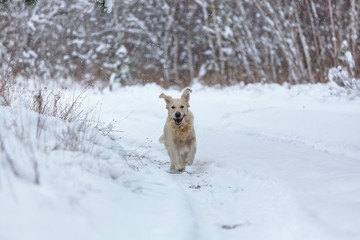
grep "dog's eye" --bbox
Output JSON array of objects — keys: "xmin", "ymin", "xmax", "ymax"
[
  {"xmin": 171, "ymin": 106, "xmax": 175, "ymax": 109},
  {"xmin": 180, "ymin": 106, "xmax": 184, "ymax": 109}
]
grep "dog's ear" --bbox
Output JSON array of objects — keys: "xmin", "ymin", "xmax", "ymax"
[
  {"xmin": 181, "ymin": 88, "xmax": 192, "ymax": 104},
  {"xmin": 159, "ymin": 93, "xmax": 172, "ymax": 105}
]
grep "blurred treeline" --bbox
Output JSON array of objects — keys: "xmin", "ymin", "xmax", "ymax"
[{"xmin": 0, "ymin": 0, "xmax": 359, "ymax": 88}]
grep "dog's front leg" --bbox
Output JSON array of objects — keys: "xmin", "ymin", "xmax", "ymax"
[
  {"xmin": 168, "ymin": 143, "xmax": 184, "ymax": 172},
  {"xmin": 185, "ymin": 142, "xmax": 196, "ymax": 166},
  {"xmin": 170, "ymin": 162, "xmax": 175, "ymax": 171},
  {"xmin": 174, "ymin": 152, "xmax": 185, "ymax": 172}
]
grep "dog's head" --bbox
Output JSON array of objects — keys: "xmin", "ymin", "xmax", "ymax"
[{"xmin": 159, "ymin": 88, "xmax": 192, "ymax": 126}]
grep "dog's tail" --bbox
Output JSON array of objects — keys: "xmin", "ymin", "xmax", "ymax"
[{"xmin": 159, "ymin": 134, "xmax": 165, "ymax": 144}]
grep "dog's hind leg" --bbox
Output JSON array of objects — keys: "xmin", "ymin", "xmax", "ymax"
[{"xmin": 159, "ymin": 134, "xmax": 165, "ymax": 144}]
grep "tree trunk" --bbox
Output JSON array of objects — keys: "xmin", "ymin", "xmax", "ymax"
[
  {"xmin": 210, "ymin": 0, "xmax": 225, "ymax": 76},
  {"xmin": 328, "ymin": 0, "xmax": 337, "ymax": 66},
  {"xmin": 236, "ymin": 0, "xmax": 265, "ymax": 81},
  {"xmin": 304, "ymin": 0, "xmax": 321, "ymax": 81},
  {"xmin": 293, "ymin": 0, "xmax": 314, "ymax": 83},
  {"xmin": 185, "ymin": 3, "xmax": 195, "ymax": 83},
  {"xmin": 162, "ymin": 0, "xmax": 177, "ymax": 87},
  {"xmin": 198, "ymin": 0, "xmax": 219, "ymax": 73},
  {"xmin": 310, "ymin": 0, "xmax": 327, "ymax": 81},
  {"xmin": 172, "ymin": 20, "xmax": 179, "ymax": 85},
  {"xmin": 112, "ymin": 0, "xmax": 121, "ymax": 41},
  {"xmin": 187, "ymin": 34, "xmax": 194, "ymax": 82},
  {"xmin": 350, "ymin": 0, "xmax": 357, "ymax": 61},
  {"xmin": 335, "ymin": 2, "xmax": 343, "ymax": 46},
  {"xmin": 253, "ymin": 0, "xmax": 299, "ymax": 83}
]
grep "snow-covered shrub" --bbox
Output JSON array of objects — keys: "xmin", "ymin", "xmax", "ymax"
[
  {"xmin": 328, "ymin": 44, "xmax": 360, "ymax": 94},
  {"xmin": 0, "ymin": 84, "xmax": 124, "ymax": 185},
  {"xmin": 328, "ymin": 66, "xmax": 360, "ymax": 94}
]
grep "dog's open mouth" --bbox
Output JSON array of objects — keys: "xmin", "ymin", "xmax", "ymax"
[{"xmin": 173, "ymin": 117, "xmax": 184, "ymax": 126}]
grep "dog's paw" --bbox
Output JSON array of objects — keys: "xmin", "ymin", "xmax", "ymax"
[
  {"xmin": 169, "ymin": 169, "xmax": 185, "ymax": 174},
  {"xmin": 186, "ymin": 160, "xmax": 194, "ymax": 166},
  {"xmin": 169, "ymin": 167, "xmax": 185, "ymax": 173},
  {"xmin": 169, "ymin": 164, "xmax": 185, "ymax": 173}
]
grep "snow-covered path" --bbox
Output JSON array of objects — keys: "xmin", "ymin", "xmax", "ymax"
[
  {"xmin": 2, "ymin": 83, "xmax": 360, "ymax": 240},
  {"xmin": 94, "ymin": 84, "xmax": 360, "ymax": 240}
]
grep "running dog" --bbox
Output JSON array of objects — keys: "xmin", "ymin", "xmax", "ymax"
[{"xmin": 159, "ymin": 88, "xmax": 196, "ymax": 172}]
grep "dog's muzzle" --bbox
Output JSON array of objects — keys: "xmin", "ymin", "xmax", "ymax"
[{"xmin": 173, "ymin": 112, "xmax": 186, "ymax": 126}]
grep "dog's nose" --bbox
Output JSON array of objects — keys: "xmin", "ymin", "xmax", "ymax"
[{"xmin": 175, "ymin": 112, "xmax": 181, "ymax": 118}]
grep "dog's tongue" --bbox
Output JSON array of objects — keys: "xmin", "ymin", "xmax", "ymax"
[
  {"xmin": 174, "ymin": 114, "xmax": 186, "ymax": 125},
  {"xmin": 178, "ymin": 114, "xmax": 186, "ymax": 121}
]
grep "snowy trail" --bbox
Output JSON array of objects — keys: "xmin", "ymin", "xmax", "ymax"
[
  {"xmin": 2, "ymin": 84, "xmax": 360, "ymax": 240},
  {"xmin": 94, "ymin": 84, "xmax": 360, "ymax": 240}
]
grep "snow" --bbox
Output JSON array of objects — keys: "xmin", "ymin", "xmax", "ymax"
[
  {"xmin": 1, "ymin": 82, "xmax": 360, "ymax": 240},
  {"xmin": 344, "ymin": 51, "xmax": 355, "ymax": 70},
  {"xmin": 104, "ymin": 0, "xmax": 113, "ymax": 13},
  {"xmin": 223, "ymin": 26, "xmax": 233, "ymax": 38}
]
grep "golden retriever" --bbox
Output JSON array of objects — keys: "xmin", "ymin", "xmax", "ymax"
[{"xmin": 159, "ymin": 88, "xmax": 196, "ymax": 172}]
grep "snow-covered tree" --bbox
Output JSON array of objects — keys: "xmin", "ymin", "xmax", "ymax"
[{"xmin": 109, "ymin": 43, "xmax": 133, "ymax": 89}]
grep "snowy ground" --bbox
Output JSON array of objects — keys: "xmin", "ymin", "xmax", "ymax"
[{"xmin": 1, "ymin": 83, "xmax": 360, "ymax": 240}]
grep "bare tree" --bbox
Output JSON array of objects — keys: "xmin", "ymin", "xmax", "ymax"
[
  {"xmin": 293, "ymin": 0, "xmax": 314, "ymax": 83},
  {"xmin": 197, "ymin": 0, "xmax": 219, "ymax": 73},
  {"xmin": 210, "ymin": 0, "xmax": 225, "ymax": 76},
  {"xmin": 172, "ymin": 19, "xmax": 180, "ymax": 84},
  {"xmin": 328, "ymin": 0, "xmax": 338, "ymax": 66},
  {"xmin": 235, "ymin": 1, "xmax": 264, "ymax": 82},
  {"xmin": 161, "ymin": 0, "xmax": 177, "ymax": 86},
  {"xmin": 350, "ymin": 0, "xmax": 358, "ymax": 63}
]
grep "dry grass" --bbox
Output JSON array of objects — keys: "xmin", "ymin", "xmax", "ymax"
[
  {"xmin": 30, "ymin": 85, "xmax": 92, "ymax": 122},
  {"xmin": 0, "ymin": 61, "xmax": 16, "ymax": 106}
]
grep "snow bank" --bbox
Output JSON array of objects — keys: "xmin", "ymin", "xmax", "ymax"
[{"xmin": 0, "ymin": 89, "xmax": 129, "ymax": 239}]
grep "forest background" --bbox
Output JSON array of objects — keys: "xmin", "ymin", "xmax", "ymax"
[{"xmin": 1, "ymin": 0, "xmax": 359, "ymax": 89}]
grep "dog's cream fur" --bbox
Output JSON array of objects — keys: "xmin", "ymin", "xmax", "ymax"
[{"xmin": 159, "ymin": 88, "xmax": 196, "ymax": 172}]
